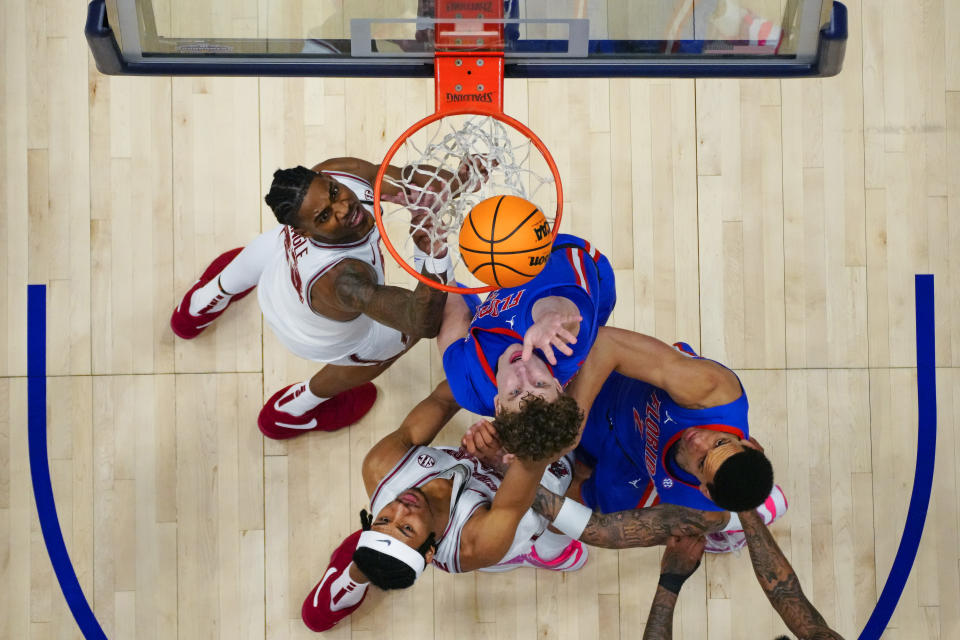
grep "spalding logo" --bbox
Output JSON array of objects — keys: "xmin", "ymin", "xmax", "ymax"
[
  {"xmin": 418, "ymin": 454, "xmax": 436, "ymax": 468},
  {"xmin": 662, "ymin": 478, "xmax": 674, "ymax": 489}
]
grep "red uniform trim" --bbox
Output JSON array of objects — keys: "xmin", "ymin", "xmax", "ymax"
[{"xmin": 660, "ymin": 424, "xmax": 747, "ymax": 489}]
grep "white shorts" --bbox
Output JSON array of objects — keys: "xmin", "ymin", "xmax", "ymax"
[{"xmin": 263, "ymin": 311, "xmax": 410, "ymax": 366}]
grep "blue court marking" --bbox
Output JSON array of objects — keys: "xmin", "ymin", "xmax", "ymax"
[
  {"xmin": 28, "ymin": 285, "xmax": 108, "ymax": 639},
  {"xmin": 858, "ymin": 275, "xmax": 937, "ymax": 640}
]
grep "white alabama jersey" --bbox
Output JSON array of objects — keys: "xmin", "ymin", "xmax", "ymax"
[
  {"xmin": 369, "ymin": 446, "xmax": 573, "ymax": 574},
  {"xmin": 257, "ymin": 171, "xmax": 392, "ymax": 363}
]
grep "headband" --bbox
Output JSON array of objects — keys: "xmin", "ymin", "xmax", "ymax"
[{"xmin": 355, "ymin": 531, "xmax": 427, "ymax": 579}]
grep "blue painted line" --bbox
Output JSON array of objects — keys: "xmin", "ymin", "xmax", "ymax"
[
  {"xmin": 858, "ymin": 275, "xmax": 937, "ymax": 640},
  {"xmin": 27, "ymin": 285, "xmax": 108, "ymax": 640}
]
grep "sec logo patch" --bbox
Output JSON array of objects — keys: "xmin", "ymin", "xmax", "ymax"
[
  {"xmin": 661, "ymin": 478, "xmax": 674, "ymax": 489},
  {"xmin": 417, "ymin": 454, "xmax": 436, "ymax": 468}
]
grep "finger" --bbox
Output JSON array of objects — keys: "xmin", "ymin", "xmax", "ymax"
[
  {"xmin": 542, "ymin": 343, "xmax": 558, "ymax": 365},
  {"xmin": 478, "ymin": 428, "xmax": 496, "ymax": 449},
  {"xmin": 552, "ymin": 336, "xmax": 575, "ymax": 356},
  {"xmin": 522, "ymin": 337, "xmax": 535, "ymax": 362},
  {"xmin": 556, "ymin": 327, "xmax": 578, "ymax": 344}
]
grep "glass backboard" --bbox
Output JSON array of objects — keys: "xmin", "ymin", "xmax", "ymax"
[{"xmin": 86, "ymin": 0, "xmax": 846, "ymax": 77}]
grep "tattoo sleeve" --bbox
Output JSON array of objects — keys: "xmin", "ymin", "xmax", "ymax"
[
  {"xmin": 530, "ymin": 487, "xmax": 726, "ymax": 549},
  {"xmin": 740, "ymin": 511, "xmax": 845, "ymax": 640},
  {"xmin": 333, "ymin": 262, "xmax": 447, "ymax": 339},
  {"xmin": 642, "ymin": 586, "xmax": 677, "ymax": 640}
]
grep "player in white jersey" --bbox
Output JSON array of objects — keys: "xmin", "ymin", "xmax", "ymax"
[
  {"xmin": 171, "ymin": 157, "xmax": 462, "ymax": 439},
  {"xmin": 300, "ymin": 380, "xmax": 588, "ymax": 633}
]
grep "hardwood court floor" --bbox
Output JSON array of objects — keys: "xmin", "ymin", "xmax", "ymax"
[{"xmin": 2, "ymin": 0, "xmax": 959, "ymax": 638}]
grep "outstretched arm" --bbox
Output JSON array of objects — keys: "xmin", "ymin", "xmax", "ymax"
[
  {"xmin": 362, "ymin": 381, "xmax": 460, "ymax": 494},
  {"xmin": 572, "ymin": 327, "xmax": 741, "ymax": 412},
  {"xmin": 740, "ymin": 510, "xmax": 845, "ymax": 640},
  {"xmin": 530, "ymin": 487, "xmax": 728, "ymax": 549},
  {"xmin": 642, "ymin": 536, "xmax": 706, "ymax": 640},
  {"xmin": 457, "ymin": 457, "xmax": 550, "ymax": 571},
  {"xmin": 321, "ymin": 260, "xmax": 448, "ymax": 339}
]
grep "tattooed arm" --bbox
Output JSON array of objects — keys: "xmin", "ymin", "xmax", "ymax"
[
  {"xmin": 530, "ymin": 487, "xmax": 728, "ymax": 548},
  {"xmin": 740, "ymin": 510, "xmax": 845, "ymax": 640},
  {"xmin": 643, "ymin": 536, "xmax": 706, "ymax": 640},
  {"xmin": 310, "ymin": 259, "xmax": 447, "ymax": 339}
]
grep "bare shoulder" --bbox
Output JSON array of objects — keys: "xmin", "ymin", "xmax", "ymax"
[
  {"xmin": 361, "ymin": 432, "xmax": 409, "ymax": 497},
  {"xmin": 664, "ymin": 354, "xmax": 742, "ymax": 409},
  {"xmin": 308, "ymin": 258, "xmax": 377, "ymax": 319}
]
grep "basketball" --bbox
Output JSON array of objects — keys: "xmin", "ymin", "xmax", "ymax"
[{"xmin": 458, "ymin": 195, "xmax": 553, "ymax": 288}]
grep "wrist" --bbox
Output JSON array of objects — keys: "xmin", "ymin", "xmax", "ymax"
[
  {"xmin": 413, "ymin": 246, "xmax": 452, "ymax": 280},
  {"xmin": 657, "ymin": 572, "xmax": 690, "ymax": 595},
  {"xmin": 552, "ymin": 497, "xmax": 593, "ymax": 539}
]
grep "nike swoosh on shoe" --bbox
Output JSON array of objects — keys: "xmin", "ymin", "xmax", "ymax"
[
  {"xmin": 312, "ymin": 567, "xmax": 338, "ymax": 608},
  {"xmin": 276, "ymin": 418, "xmax": 318, "ymax": 430}
]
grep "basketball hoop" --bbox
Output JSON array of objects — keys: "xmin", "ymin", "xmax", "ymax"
[{"xmin": 373, "ymin": 3, "xmax": 563, "ymax": 295}]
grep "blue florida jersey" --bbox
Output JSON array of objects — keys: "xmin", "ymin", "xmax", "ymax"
[
  {"xmin": 577, "ymin": 343, "xmax": 750, "ymax": 513},
  {"xmin": 443, "ymin": 234, "xmax": 616, "ymax": 416}
]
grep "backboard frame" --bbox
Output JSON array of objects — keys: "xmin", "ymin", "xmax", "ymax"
[{"xmin": 86, "ymin": 0, "xmax": 847, "ymax": 78}]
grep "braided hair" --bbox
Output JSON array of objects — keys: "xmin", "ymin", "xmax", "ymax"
[
  {"xmin": 264, "ymin": 166, "xmax": 319, "ymax": 226},
  {"xmin": 352, "ymin": 509, "xmax": 437, "ymax": 591}
]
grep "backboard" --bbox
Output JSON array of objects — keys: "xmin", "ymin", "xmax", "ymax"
[{"xmin": 86, "ymin": 0, "xmax": 846, "ymax": 78}]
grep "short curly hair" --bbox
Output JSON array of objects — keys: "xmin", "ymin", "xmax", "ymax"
[{"xmin": 492, "ymin": 394, "xmax": 583, "ymax": 461}]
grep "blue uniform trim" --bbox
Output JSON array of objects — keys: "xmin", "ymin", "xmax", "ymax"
[
  {"xmin": 28, "ymin": 285, "xmax": 109, "ymax": 639},
  {"xmin": 858, "ymin": 275, "xmax": 936, "ymax": 640},
  {"xmin": 444, "ymin": 234, "xmax": 615, "ymax": 416}
]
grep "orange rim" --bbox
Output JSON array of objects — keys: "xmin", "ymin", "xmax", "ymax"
[{"xmin": 373, "ymin": 108, "xmax": 564, "ymax": 295}]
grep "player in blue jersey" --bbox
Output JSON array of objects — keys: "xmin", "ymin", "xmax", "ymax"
[
  {"xmin": 436, "ymin": 234, "xmax": 616, "ymax": 456},
  {"xmin": 463, "ymin": 326, "xmax": 786, "ymax": 552}
]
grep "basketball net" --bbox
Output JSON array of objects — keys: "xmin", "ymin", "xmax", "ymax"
[{"xmin": 374, "ymin": 1, "xmax": 563, "ymax": 294}]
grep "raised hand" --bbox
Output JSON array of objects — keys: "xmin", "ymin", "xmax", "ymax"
[{"xmin": 522, "ymin": 311, "xmax": 582, "ymax": 364}]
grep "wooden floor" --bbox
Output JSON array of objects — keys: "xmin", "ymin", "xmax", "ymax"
[{"xmin": 3, "ymin": 0, "xmax": 960, "ymax": 638}]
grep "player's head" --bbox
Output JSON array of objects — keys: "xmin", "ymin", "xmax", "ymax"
[
  {"xmin": 351, "ymin": 493, "xmax": 439, "ymax": 590},
  {"xmin": 493, "ymin": 344, "xmax": 562, "ymax": 414},
  {"xmin": 673, "ymin": 428, "xmax": 773, "ymax": 511},
  {"xmin": 491, "ymin": 393, "xmax": 584, "ymax": 461},
  {"xmin": 264, "ymin": 166, "xmax": 370, "ymax": 243}
]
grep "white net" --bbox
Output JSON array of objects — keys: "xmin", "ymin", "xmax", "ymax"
[{"xmin": 379, "ymin": 114, "xmax": 559, "ymax": 287}]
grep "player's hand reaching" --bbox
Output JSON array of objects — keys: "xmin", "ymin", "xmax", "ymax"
[
  {"xmin": 661, "ymin": 535, "xmax": 706, "ymax": 578},
  {"xmin": 522, "ymin": 311, "xmax": 582, "ymax": 365},
  {"xmin": 454, "ymin": 154, "xmax": 496, "ymax": 194},
  {"xmin": 462, "ymin": 420, "xmax": 514, "ymax": 470}
]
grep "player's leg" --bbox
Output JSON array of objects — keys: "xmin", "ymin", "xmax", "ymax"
[
  {"xmin": 170, "ymin": 225, "xmax": 283, "ymax": 339},
  {"xmin": 258, "ymin": 359, "xmax": 395, "ymax": 440},
  {"xmin": 258, "ymin": 324, "xmax": 416, "ymax": 439}
]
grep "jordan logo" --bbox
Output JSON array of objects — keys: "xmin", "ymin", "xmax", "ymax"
[
  {"xmin": 663, "ymin": 410, "xmax": 675, "ymax": 424},
  {"xmin": 505, "ymin": 316, "xmax": 516, "ymax": 329},
  {"xmin": 628, "ymin": 478, "xmax": 644, "ymax": 489}
]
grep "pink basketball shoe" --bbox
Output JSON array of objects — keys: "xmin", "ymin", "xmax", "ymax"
[{"xmin": 705, "ymin": 484, "xmax": 788, "ymax": 554}]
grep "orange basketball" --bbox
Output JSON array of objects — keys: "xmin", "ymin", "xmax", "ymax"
[{"xmin": 458, "ymin": 195, "xmax": 553, "ymax": 288}]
